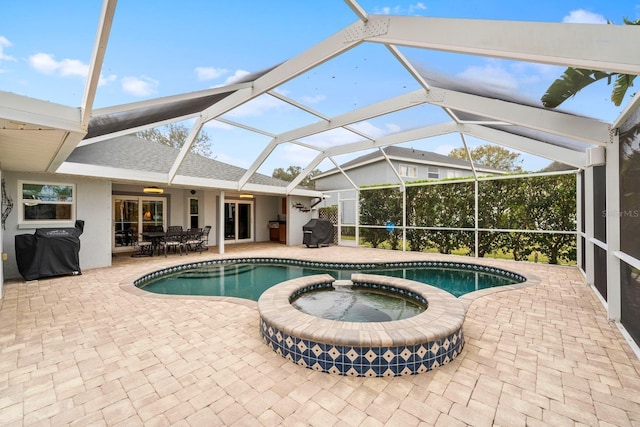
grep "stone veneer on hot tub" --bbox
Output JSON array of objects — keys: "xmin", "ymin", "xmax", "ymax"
[{"xmin": 258, "ymin": 273, "xmax": 466, "ymax": 377}]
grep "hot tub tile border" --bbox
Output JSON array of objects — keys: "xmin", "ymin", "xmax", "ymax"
[{"xmin": 260, "ymin": 316, "xmax": 464, "ymax": 376}]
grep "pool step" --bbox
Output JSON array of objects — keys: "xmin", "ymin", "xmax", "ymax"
[
  {"xmin": 333, "ymin": 279, "xmax": 353, "ymax": 288},
  {"xmin": 179, "ymin": 264, "xmax": 256, "ymax": 279}
]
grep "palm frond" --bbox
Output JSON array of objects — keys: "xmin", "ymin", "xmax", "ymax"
[
  {"xmin": 612, "ymin": 74, "xmax": 637, "ymax": 106},
  {"xmin": 541, "ymin": 68, "xmax": 611, "ymax": 108}
]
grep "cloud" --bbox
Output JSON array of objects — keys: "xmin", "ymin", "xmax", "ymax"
[
  {"xmin": 98, "ymin": 74, "xmax": 118, "ymax": 86},
  {"xmin": 373, "ymin": 3, "xmax": 427, "ymax": 15},
  {"xmin": 562, "ymin": 9, "xmax": 607, "ymax": 24},
  {"xmin": 28, "ymin": 52, "xmax": 89, "ymax": 77},
  {"xmin": 300, "ymin": 94, "xmax": 326, "ymax": 104},
  {"xmin": 281, "ymin": 144, "xmax": 319, "ymax": 165},
  {"xmin": 457, "ymin": 62, "xmax": 519, "ymax": 92},
  {"xmin": 408, "ymin": 3, "xmax": 427, "ymax": 13},
  {"xmin": 121, "ymin": 75, "xmax": 159, "ymax": 97},
  {"xmin": 195, "ymin": 66, "xmax": 228, "ymax": 81},
  {"xmin": 300, "ymin": 127, "xmax": 364, "ymax": 148},
  {"xmin": 27, "ymin": 51, "xmax": 117, "ymax": 86},
  {"xmin": 29, "ymin": 53, "xmax": 60, "ymax": 74},
  {"xmin": 224, "ymin": 69, "xmax": 251, "ymax": 85},
  {"xmin": 0, "ymin": 36, "xmax": 16, "ymax": 62},
  {"xmin": 225, "ymin": 93, "xmax": 291, "ymax": 118},
  {"xmin": 350, "ymin": 121, "xmax": 387, "ymax": 138}
]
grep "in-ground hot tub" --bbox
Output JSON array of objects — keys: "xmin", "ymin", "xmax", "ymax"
[{"xmin": 258, "ymin": 273, "xmax": 466, "ymax": 377}]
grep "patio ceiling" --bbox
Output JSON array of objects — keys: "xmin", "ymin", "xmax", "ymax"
[{"xmin": 1, "ymin": 0, "xmax": 639, "ymax": 194}]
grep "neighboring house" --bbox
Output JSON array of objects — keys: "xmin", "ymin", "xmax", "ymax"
[
  {"xmin": 1, "ymin": 135, "xmax": 319, "ymax": 280},
  {"xmin": 313, "ymin": 146, "xmax": 505, "ymax": 191}
]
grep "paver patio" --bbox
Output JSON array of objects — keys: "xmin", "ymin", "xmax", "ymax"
[{"xmin": 1, "ymin": 243, "xmax": 639, "ymax": 426}]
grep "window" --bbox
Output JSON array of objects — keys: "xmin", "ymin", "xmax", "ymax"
[
  {"xmin": 19, "ymin": 181, "xmax": 75, "ymax": 223},
  {"xmin": 427, "ymin": 167, "xmax": 439, "ymax": 179},
  {"xmin": 399, "ymin": 164, "xmax": 417, "ymax": 178},
  {"xmin": 189, "ymin": 198, "xmax": 199, "ymax": 229}
]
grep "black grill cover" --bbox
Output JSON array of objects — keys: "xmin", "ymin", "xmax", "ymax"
[
  {"xmin": 15, "ymin": 220, "xmax": 84, "ymax": 281},
  {"xmin": 302, "ymin": 219, "xmax": 334, "ymax": 247}
]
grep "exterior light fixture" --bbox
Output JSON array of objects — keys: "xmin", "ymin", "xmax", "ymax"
[
  {"xmin": 143, "ymin": 186, "xmax": 164, "ymax": 194},
  {"xmin": 239, "ymin": 194, "xmax": 254, "ymax": 199}
]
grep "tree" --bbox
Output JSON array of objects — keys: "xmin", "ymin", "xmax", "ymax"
[
  {"xmin": 272, "ymin": 166, "xmax": 321, "ymax": 189},
  {"xmin": 449, "ymin": 144, "xmax": 523, "ymax": 172},
  {"xmin": 359, "ymin": 187, "xmax": 403, "ymax": 249},
  {"xmin": 137, "ymin": 123, "xmax": 213, "ymax": 158},
  {"xmin": 529, "ymin": 175, "xmax": 577, "ymax": 264},
  {"xmin": 541, "ymin": 18, "xmax": 639, "ymax": 108}
]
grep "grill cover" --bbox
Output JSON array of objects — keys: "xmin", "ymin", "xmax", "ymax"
[
  {"xmin": 15, "ymin": 220, "xmax": 84, "ymax": 281},
  {"xmin": 302, "ymin": 219, "xmax": 334, "ymax": 247}
]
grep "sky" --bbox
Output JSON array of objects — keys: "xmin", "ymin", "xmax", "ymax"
[{"xmin": 1, "ymin": 1, "xmax": 638, "ymax": 174}]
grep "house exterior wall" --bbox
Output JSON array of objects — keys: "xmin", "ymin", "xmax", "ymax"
[
  {"xmin": 287, "ymin": 195, "xmax": 314, "ymax": 246},
  {"xmin": 314, "ymin": 159, "xmax": 476, "ymax": 191},
  {"xmin": 2, "ymin": 172, "xmax": 113, "ymax": 281},
  {"xmin": 255, "ymin": 195, "xmax": 279, "ymax": 242},
  {"xmin": 0, "ymin": 175, "xmax": 297, "ymax": 283}
]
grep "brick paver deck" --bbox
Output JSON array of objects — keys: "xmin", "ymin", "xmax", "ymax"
[{"xmin": 1, "ymin": 243, "xmax": 639, "ymax": 426}]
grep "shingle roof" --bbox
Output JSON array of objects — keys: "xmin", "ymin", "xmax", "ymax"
[
  {"xmin": 66, "ymin": 135, "xmax": 292, "ymax": 187},
  {"xmin": 314, "ymin": 146, "xmax": 502, "ymax": 179}
]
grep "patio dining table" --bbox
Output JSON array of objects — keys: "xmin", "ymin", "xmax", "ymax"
[{"xmin": 139, "ymin": 231, "xmax": 166, "ymax": 256}]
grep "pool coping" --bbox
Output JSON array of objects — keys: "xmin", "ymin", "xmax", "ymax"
[{"xmin": 258, "ymin": 273, "xmax": 466, "ymax": 347}]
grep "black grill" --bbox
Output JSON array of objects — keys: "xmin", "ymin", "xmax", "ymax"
[
  {"xmin": 302, "ymin": 219, "xmax": 334, "ymax": 248},
  {"xmin": 15, "ymin": 220, "xmax": 84, "ymax": 281}
]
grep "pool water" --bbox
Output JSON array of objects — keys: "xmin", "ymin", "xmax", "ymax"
[
  {"xmin": 291, "ymin": 286, "xmax": 427, "ymax": 322},
  {"xmin": 138, "ymin": 262, "xmax": 521, "ymax": 300}
]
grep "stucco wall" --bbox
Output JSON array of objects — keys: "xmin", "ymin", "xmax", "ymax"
[
  {"xmin": 287, "ymin": 195, "xmax": 313, "ymax": 245},
  {"xmin": 314, "ymin": 160, "xmax": 475, "ymax": 190},
  {"xmin": 255, "ymin": 195, "xmax": 279, "ymax": 242},
  {"xmin": 2, "ymin": 172, "xmax": 112, "ymax": 280}
]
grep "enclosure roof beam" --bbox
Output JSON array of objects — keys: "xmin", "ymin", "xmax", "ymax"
[
  {"xmin": 324, "ymin": 122, "xmax": 459, "ymax": 158},
  {"xmin": 460, "ymin": 123, "xmax": 587, "ymax": 168},
  {"xmin": 380, "ymin": 146, "xmax": 405, "ymax": 189},
  {"xmin": 274, "ymin": 89, "xmax": 429, "ymax": 144},
  {"xmin": 286, "ymin": 154, "xmax": 327, "ymax": 194},
  {"xmin": 365, "ymin": 15, "xmax": 640, "ymax": 75},
  {"xmin": 425, "ymin": 86, "xmax": 610, "ymax": 146},
  {"xmin": 328, "ymin": 156, "xmax": 360, "ymax": 191},
  {"xmin": 197, "ymin": 19, "xmax": 375, "ymax": 125},
  {"xmin": 80, "ymin": 0, "xmax": 117, "ymax": 130},
  {"xmin": 344, "ymin": 0, "xmax": 369, "ymax": 22},
  {"xmin": 238, "ymin": 138, "xmax": 279, "ymax": 190},
  {"xmin": 287, "ymin": 122, "xmax": 458, "ymax": 191}
]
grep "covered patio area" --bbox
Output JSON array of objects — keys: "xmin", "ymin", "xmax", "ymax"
[{"xmin": 0, "ymin": 244, "xmax": 638, "ymax": 425}]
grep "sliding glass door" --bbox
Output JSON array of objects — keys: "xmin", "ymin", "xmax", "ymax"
[
  {"xmin": 224, "ymin": 200, "xmax": 253, "ymax": 242},
  {"xmin": 113, "ymin": 196, "xmax": 166, "ymax": 251}
]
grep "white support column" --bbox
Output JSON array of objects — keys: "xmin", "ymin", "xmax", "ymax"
[
  {"xmin": 474, "ymin": 180, "xmax": 479, "ymax": 258},
  {"xmin": 218, "ymin": 191, "xmax": 225, "ymax": 254},
  {"xmin": 402, "ymin": 187, "xmax": 407, "ymax": 251},
  {"xmin": 606, "ymin": 135, "xmax": 621, "ymax": 320},
  {"xmin": 576, "ymin": 172, "xmax": 584, "ymax": 274},
  {"xmin": 584, "ymin": 167, "xmax": 595, "ymax": 286},
  {"xmin": 355, "ymin": 191, "xmax": 360, "ymax": 248}
]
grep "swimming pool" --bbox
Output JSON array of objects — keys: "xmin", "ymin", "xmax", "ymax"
[{"xmin": 135, "ymin": 258, "xmax": 525, "ymax": 300}]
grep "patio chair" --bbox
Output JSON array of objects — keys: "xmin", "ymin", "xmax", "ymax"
[
  {"xmin": 184, "ymin": 227, "xmax": 205, "ymax": 254},
  {"xmin": 160, "ymin": 226, "xmax": 185, "ymax": 257},
  {"xmin": 200, "ymin": 225, "xmax": 211, "ymax": 250},
  {"xmin": 131, "ymin": 233, "xmax": 154, "ymax": 257}
]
